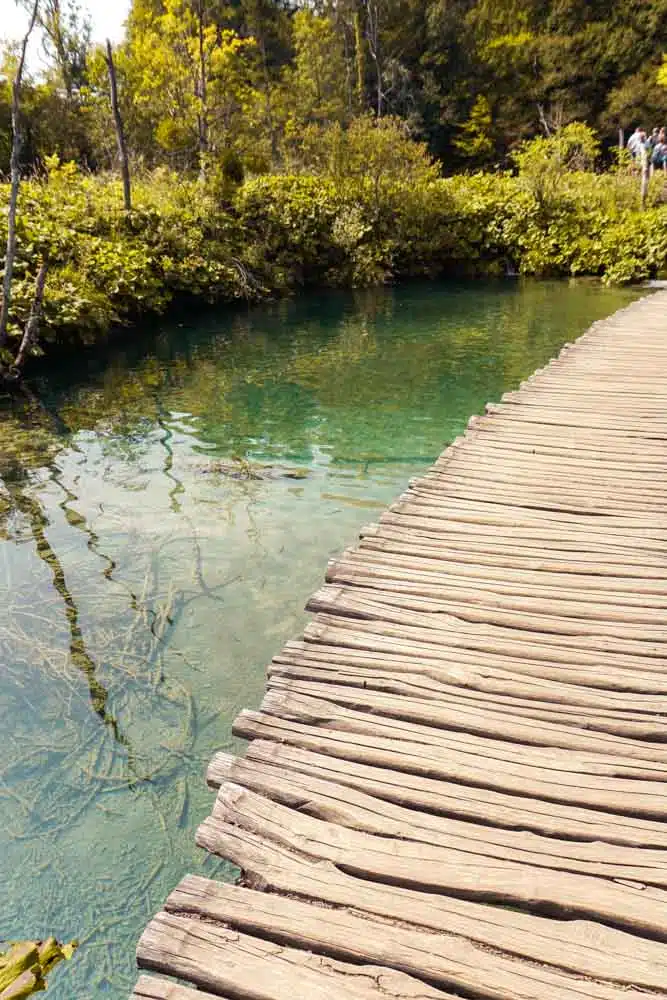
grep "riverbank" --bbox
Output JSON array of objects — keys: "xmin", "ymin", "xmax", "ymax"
[{"xmin": 2, "ymin": 154, "xmax": 666, "ymax": 365}]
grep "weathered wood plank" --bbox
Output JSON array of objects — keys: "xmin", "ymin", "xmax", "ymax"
[
  {"xmin": 137, "ymin": 912, "xmax": 453, "ymax": 1000},
  {"xmin": 221, "ymin": 739, "xmax": 667, "ymax": 848},
  {"xmin": 304, "ymin": 614, "xmax": 667, "ymax": 683},
  {"xmin": 268, "ymin": 660, "xmax": 667, "ymax": 741},
  {"xmin": 275, "ymin": 639, "xmax": 667, "ymax": 714},
  {"xmin": 259, "ymin": 687, "xmax": 667, "ymax": 779},
  {"xmin": 165, "ymin": 875, "xmax": 662, "ymax": 1000},
  {"xmin": 397, "ymin": 490, "xmax": 667, "ymax": 530},
  {"xmin": 335, "ymin": 554, "xmax": 667, "ymax": 613},
  {"xmin": 234, "ymin": 705, "xmax": 667, "ymax": 819},
  {"xmin": 360, "ymin": 527, "xmax": 667, "ymax": 574},
  {"xmin": 207, "ymin": 783, "xmax": 667, "ymax": 939},
  {"xmin": 195, "ymin": 818, "xmax": 667, "ymax": 993},
  {"xmin": 310, "ymin": 579, "xmax": 667, "ymax": 639},
  {"xmin": 132, "ymin": 976, "xmax": 230, "ymax": 1000},
  {"xmin": 266, "ymin": 673, "xmax": 667, "ymax": 759},
  {"xmin": 208, "ymin": 753, "xmax": 667, "ymax": 885}
]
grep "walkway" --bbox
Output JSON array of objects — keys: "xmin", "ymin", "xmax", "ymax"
[{"xmin": 133, "ymin": 292, "xmax": 667, "ymax": 1000}]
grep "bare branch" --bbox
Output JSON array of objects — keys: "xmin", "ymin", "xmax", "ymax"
[
  {"xmin": 105, "ymin": 38, "xmax": 132, "ymax": 211},
  {"xmin": 0, "ymin": 0, "xmax": 40, "ymax": 352},
  {"xmin": 12, "ymin": 255, "xmax": 48, "ymax": 376}
]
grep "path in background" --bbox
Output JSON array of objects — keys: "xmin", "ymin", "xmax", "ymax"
[{"xmin": 136, "ymin": 291, "xmax": 667, "ymax": 1000}]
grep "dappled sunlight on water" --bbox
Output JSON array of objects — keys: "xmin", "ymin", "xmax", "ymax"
[{"xmin": 0, "ymin": 279, "xmax": 642, "ymax": 998}]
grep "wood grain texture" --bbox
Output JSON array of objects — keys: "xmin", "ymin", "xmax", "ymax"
[
  {"xmin": 133, "ymin": 291, "xmax": 667, "ymax": 999},
  {"xmin": 162, "ymin": 875, "xmax": 661, "ymax": 1000},
  {"xmin": 132, "ymin": 976, "xmax": 230, "ymax": 1000}
]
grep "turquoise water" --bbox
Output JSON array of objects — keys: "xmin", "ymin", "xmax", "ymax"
[{"xmin": 0, "ymin": 280, "xmax": 642, "ymax": 998}]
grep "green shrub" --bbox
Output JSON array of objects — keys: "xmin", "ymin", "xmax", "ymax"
[{"xmin": 2, "ymin": 135, "xmax": 667, "ymax": 367}]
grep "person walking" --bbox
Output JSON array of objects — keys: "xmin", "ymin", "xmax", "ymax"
[
  {"xmin": 651, "ymin": 128, "xmax": 667, "ymax": 173},
  {"xmin": 627, "ymin": 126, "xmax": 647, "ymax": 160}
]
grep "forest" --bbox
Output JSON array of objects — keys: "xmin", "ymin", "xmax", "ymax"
[
  {"xmin": 2, "ymin": 0, "xmax": 667, "ymax": 372},
  {"xmin": 5, "ymin": 0, "xmax": 667, "ymax": 173}
]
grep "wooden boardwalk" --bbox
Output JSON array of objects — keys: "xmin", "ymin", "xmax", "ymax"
[{"xmin": 133, "ymin": 292, "xmax": 667, "ymax": 1000}]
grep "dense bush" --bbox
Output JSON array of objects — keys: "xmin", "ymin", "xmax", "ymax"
[{"xmin": 2, "ymin": 133, "xmax": 667, "ymax": 366}]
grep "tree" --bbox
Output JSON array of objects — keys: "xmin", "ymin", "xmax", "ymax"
[
  {"xmin": 453, "ymin": 94, "xmax": 495, "ymax": 164},
  {"xmin": 36, "ymin": 0, "xmax": 91, "ymax": 100},
  {"xmin": 105, "ymin": 39, "xmax": 132, "ymax": 210},
  {"xmin": 122, "ymin": 0, "xmax": 257, "ymax": 171},
  {"xmin": 512, "ymin": 121, "xmax": 600, "ymax": 210},
  {"xmin": 0, "ymin": 0, "xmax": 40, "ymax": 358},
  {"xmin": 284, "ymin": 9, "xmax": 347, "ymax": 127}
]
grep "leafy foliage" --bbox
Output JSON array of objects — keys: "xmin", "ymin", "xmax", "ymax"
[
  {"xmin": 4, "ymin": 0, "xmax": 667, "ymax": 174},
  {"xmin": 2, "ymin": 124, "xmax": 667, "ymax": 365}
]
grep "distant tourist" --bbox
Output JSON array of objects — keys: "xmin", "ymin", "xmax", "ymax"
[
  {"xmin": 627, "ymin": 127, "xmax": 647, "ymax": 159},
  {"xmin": 652, "ymin": 128, "xmax": 667, "ymax": 172}
]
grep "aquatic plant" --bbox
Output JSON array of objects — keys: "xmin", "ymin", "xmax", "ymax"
[{"xmin": 0, "ymin": 939, "xmax": 77, "ymax": 998}]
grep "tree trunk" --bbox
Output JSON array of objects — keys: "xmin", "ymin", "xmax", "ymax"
[
  {"xmin": 12, "ymin": 257, "xmax": 48, "ymax": 376},
  {"xmin": 640, "ymin": 143, "xmax": 649, "ymax": 209},
  {"xmin": 0, "ymin": 0, "xmax": 40, "ymax": 352},
  {"xmin": 259, "ymin": 38, "xmax": 279, "ymax": 169},
  {"xmin": 105, "ymin": 39, "xmax": 132, "ymax": 212},
  {"xmin": 196, "ymin": 0, "xmax": 209, "ymax": 180},
  {"xmin": 364, "ymin": 0, "xmax": 382, "ymax": 117},
  {"xmin": 354, "ymin": 10, "xmax": 365, "ymax": 112}
]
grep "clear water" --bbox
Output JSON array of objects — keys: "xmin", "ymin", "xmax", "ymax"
[{"xmin": 0, "ymin": 279, "xmax": 642, "ymax": 998}]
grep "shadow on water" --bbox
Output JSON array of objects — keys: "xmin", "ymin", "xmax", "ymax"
[{"xmin": 0, "ymin": 279, "xmax": 646, "ymax": 999}]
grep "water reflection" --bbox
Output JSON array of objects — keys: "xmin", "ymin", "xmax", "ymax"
[{"xmin": 0, "ymin": 280, "xmax": 643, "ymax": 998}]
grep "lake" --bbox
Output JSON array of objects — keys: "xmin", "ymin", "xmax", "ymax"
[{"xmin": 0, "ymin": 279, "xmax": 642, "ymax": 998}]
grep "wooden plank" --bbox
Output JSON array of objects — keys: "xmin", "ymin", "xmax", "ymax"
[
  {"xmin": 437, "ymin": 466, "xmax": 667, "ymax": 495},
  {"xmin": 440, "ymin": 438, "xmax": 667, "ymax": 469},
  {"xmin": 307, "ymin": 585, "xmax": 667, "ymax": 657},
  {"xmin": 327, "ymin": 561, "xmax": 667, "ymax": 617},
  {"xmin": 387, "ymin": 500, "xmax": 667, "ymax": 543},
  {"xmin": 305, "ymin": 611, "xmax": 667, "ymax": 679},
  {"xmin": 377, "ymin": 511, "xmax": 667, "ymax": 554},
  {"xmin": 276, "ymin": 640, "xmax": 667, "ymax": 714},
  {"xmin": 266, "ymin": 673, "xmax": 667, "ymax": 760},
  {"xmin": 460, "ymin": 419, "xmax": 667, "ymax": 449},
  {"xmin": 308, "ymin": 581, "xmax": 667, "ymax": 644},
  {"xmin": 220, "ymin": 739, "xmax": 667, "ymax": 848},
  {"xmin": 321, "ymin": 568, "xmax": 667, "ymax": 624},
  {"xmin": 486, "ymin": 401, "xmax": 667, "ymax": 430},
  {"xmin": 358, "ymin": 533, "xmax": 667, "ymax": 579},
  {"xmin": 208, "ymin": 753, "xmax": 667, "ymax": 886},
  {"xmin": 165, "ymin": 875, "xmax": 662, "ymax": 1000},
  {"xmin": 411, "ymin": 477, "xmax": 667, "ymax": 512},
  {"xmin": 132, "ymin": 976, "xmax": 230, "ymax": 1000},
  {"xmin": 303, "ymin": 618, "xmax": 667, "ymax": 695},
  {"xmin": 398, "ymin": 490, "xmax": 667, "ymax": 529},
  {"xmin": 209, "ymin": 783, "xmax": 667, "ymax": 939},
  {"xmin": 334, "ymin": 548, "xmax": 667, "ymax": 600},
  {"xmin": 137, "ymin": 911, "xmax": 452, "ymax": 1000},
  {"xmin": 268, "ymin": 660, "xmax": 667, "ymax": 741},
  {"xmin": 194, "ymin": 821, "xmax": 667, "ymax": 992},
  {"xmin": 259, "ymin": 686, "xmax": 667, "ymax": 781},
  {"xmin": 234, "ymin": 706, "xmax": 667, "ymax": 819}
]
